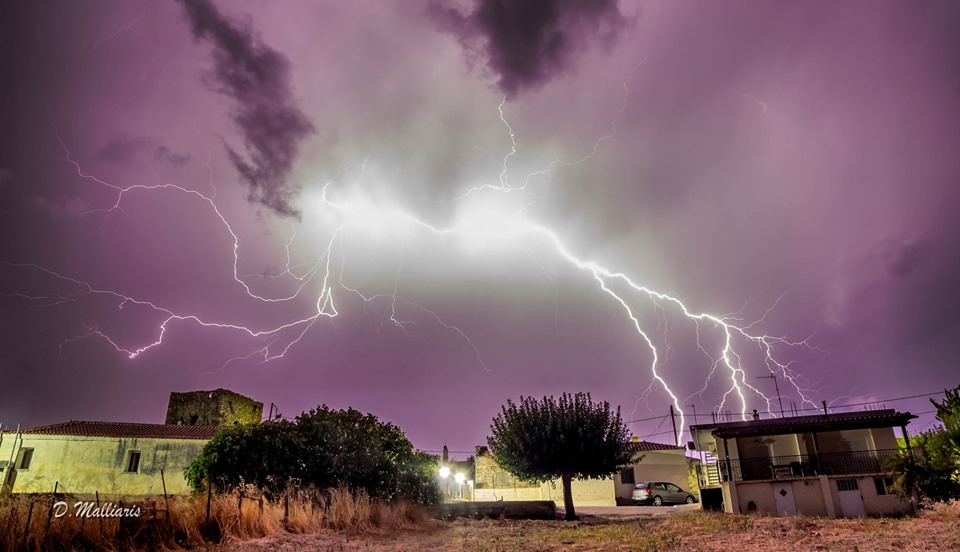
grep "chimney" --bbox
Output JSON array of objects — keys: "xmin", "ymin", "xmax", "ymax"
[{"xmin": 752, "ymin": 409, "xmax": 760, "ymax": 421}]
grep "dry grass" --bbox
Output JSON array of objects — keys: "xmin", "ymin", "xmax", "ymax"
[
  {"xmin": 226, "ymin": 502, "xmax": 960, "ymax": 552},
  {"xmin": 0, "ymin": 487, "xmax": 427, "ymax": 551}
]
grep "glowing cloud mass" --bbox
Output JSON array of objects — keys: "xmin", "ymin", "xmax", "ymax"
[{"xmin": 1, "ymin": 1, "xmax": 959, "ymax": 452}]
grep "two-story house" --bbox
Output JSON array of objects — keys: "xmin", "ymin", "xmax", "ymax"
[{"xmin": 690, "ymin": 409, "xmax": 916, "ymax": 517}]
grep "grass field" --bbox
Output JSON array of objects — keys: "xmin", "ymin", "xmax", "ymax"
[
  {"xmin": 4, "ymin": 492, "xmax": 958, "ymax": 551},
  {"xmin": 226, "ymin": 501, "xmax": 960, "ymax": 552}
]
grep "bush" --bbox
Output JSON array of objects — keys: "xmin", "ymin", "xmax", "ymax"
[{"xmin": 185, "ymin": 405, "xmax": 440, "ymax": 504}]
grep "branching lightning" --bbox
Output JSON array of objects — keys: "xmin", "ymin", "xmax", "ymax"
[{"xmin": 4, "ymin": 63, "xmax": 820, "ymax": 446}]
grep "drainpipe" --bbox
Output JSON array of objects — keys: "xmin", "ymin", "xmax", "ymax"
[{"xmin": 3, "ymin": 425, "xmax": 21, "ymax": 493}]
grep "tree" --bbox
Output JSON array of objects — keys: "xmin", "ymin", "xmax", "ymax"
[
  {"xmin": 185, "ymin": 405, "xmax": 439, "ymax": 504},
  {"xmin": 889, "ymin": 385, "xmax": 960, "ymax": 503},
  {"xmin": 487, "ymin": 393, "xmax": 633, "ymax": 520}
]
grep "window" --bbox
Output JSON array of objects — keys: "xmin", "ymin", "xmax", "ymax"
[
  {"xmin": 666, "ymin": 483, "xmax": 682, "ymax": 492},
  {"xmin": 125, "ymin": 451, "xmax": 141, "ymax": 473},
  {"xmin": 836, "ymin": 479, "xmax": 859, "ymax": 492},
  {"xmin": 620, "ymin": 468, "xmax": 635, "ymax": 484},
  {"xmin": 17, "ymin": 448, "xmax": 33, "ymax": 470},
  {"xmin": 874, "ymin": 477, "xmax": 894, "ymax": 495}
]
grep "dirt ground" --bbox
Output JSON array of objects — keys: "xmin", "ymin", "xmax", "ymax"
[{"xmin": 221, "ymin": 502, "xmax": 960, "ymax": 552}]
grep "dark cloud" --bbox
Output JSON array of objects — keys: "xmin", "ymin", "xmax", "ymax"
[
  {"xmin": 154, "ymin": 145, "xmax": 192, "ymax": 168},
  {"xmin": 177, "ymin": 0, "xmax": 314, "ymax": 218},
  {"xmin": 0, "ymin": 169, "xmax": 12, "ymax": 188},
  {"xmin": 96, "ymin": 135, "xmax": 192, "ymax": 168},
  {"xmin": 429, "ymin": 0, "xmax": 630, "ymax": 99},
  {"xmin": 881, "ymin": 237, "xmax": 927, "ymax": 278}
]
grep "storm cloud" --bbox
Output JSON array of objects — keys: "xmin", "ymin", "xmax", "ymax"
[
  {"xmin": 429, "ymin": 0, "xmax": 630, "ymax": 99},
  {"xmin": 178, "ymin": 0, "xmax": 314, "ymax": 217}
]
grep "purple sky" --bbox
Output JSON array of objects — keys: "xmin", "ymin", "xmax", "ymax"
[{"xmin": 2, "ymin": 0, "xmax": 959, "ymax": 456}]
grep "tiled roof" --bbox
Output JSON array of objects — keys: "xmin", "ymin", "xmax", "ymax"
[
  {"xmin": 627, "ymin": 440, "xmax": 682, "ymax": 453},
  {"xmin": 12, "ymin": 421, "xmax": 219, "ymax": 440},
  {"xmin": 692, "ymin": 409, "xmax": 916, "ymax": 439}
]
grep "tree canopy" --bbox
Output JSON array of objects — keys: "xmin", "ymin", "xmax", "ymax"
[
  {"xmin": 487, "ymin": 392, "xmax": 633, "ymax": 520},
  {"xmin": 185, "ymin": 405, "xmax": 439, "ymax": 504}
]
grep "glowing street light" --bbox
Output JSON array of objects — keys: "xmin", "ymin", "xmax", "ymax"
[
  {"xmin": 439, "ymin": 466, "xmax": 451, "ymax": 479},
  {"xmin": 454, "ymin": 472, "xmax": 465, "ymax": 484}
]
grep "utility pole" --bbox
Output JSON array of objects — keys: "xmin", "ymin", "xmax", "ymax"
[
  {"xmin": 757, "ymin": 371, "xmax": 784, "ymax": 417},
  {"xmin": 669, "ymin": 405, "xmax": 678, "ymax": 446}
]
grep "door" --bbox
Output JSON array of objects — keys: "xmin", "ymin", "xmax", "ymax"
[
  {"xmin": 837, "ymin": 479, "xmax": 866, "ymax": 517},
  {"xmin": 773, "ymin": 482, "xmax": 797, "ymax": 515},
  {"xmin": 665, "ymin": 483, "xmax": 685, "ymax": 503}
]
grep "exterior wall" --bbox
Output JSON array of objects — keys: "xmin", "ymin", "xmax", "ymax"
[
  {"xmin": 791, "ymin": 479, "xmax": 829, "ymax": 517},
  {"xmin": 165, "ymin": 389, "xmax": 263, "ymax": 426},
  {"xmin": 816, "ymin": 429, "xmax": 876, "ymax": 454},
  {"xmin": 858, "ymin": 476, "xmax": 911, "ymax": 516},
  {"xmin": 613, "ymin": 450, "xmax": 690, "ymax": 502},
  {"xmin": 0, "ymin": 434, "xmax": 205, "ymax": 495},
  {"xmin": 825, "ymin": 476, "xmax": 912, "ymax": 518},
  {"xmin": 541, "ymin": 478, "xmax": 616, "ymax": 507},
  {"xmin": 474, "ymin": 453, "xmax": 615, "ymax": 506},
  {"xmin": 730, "ymin": 477, "xmax": 910, "ymax": 518},
  {"xmin": 474, "ymin": 487, "xmax": 542, "ymax": 502},
  {"xmin": 734, "ymin": 481, "xmax": 777, "ymax": 514},
  {"xmin": 870, "ymin": 427, "xmax": 898, "ymax": 450}
]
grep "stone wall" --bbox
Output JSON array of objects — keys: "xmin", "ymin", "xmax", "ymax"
[{"xmin": 165, "ymin": 389, "xmax": 262, "ymax": 426}]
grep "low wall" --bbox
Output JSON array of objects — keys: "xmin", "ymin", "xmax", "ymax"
[{"xmin": 432, "ymin": 501, "xmax": 557, "ymax": 520}]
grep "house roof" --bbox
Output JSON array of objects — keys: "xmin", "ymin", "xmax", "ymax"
[
  {"xmin": 691, "ymin": 409, "xmax": 916, "ymax": 439},
  {"xmin": 627, "ymin": 440, "xmax": 683, "ymax": 453},
  {"xmin": 7, "ymin": 421, "xmax": 220, "ymax": 440}
]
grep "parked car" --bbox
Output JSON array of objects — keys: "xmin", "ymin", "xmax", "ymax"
[{"xmin": 631, "ymin": 481, "xmax": 697, "ymax": 506}]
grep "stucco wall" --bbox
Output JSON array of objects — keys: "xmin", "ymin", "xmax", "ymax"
[
  {"xmin": 870, "ymin": 427, "xmax": 898, "ymax": 450},
  {"xmin": 473, "ymin": 452, "xmax": 616, "ymax": 506},
  {"xmin": 859, "ymin": 476, "xmax": 911, "ymax": 516},
  {"xmin": 541, "ymin": 478, "xmax": 616, "ymax": 507},
  {"xmin": 791, "ymin": 478, "xmax": 828, "ymax": 517},
  {"xmin": 735, "ymin": 481, "xmax": 777, "ymax": 514},
  {"xmin": 1, "ymin": 434, "xmax": 205, "ymax": 495},
  {"xmin": 613, "ymin": 450, "xmax": 690, "ymax": 501}
]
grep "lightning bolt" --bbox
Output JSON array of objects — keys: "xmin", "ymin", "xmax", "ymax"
[{"xmin": 5, "ymin": 63, "xmax": 820, "ymax": 447}]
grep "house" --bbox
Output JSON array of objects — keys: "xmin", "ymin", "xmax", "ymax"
[
  {"xmin": 0, "ymin": 389, "xmax": 262, "ymax": 496},
  {"xmin": 612, "ymin": 440, "xmax": 690, "ymax": 505},
  {"xmin": 690, "ymin": 409, "xmax": 916, "ymax": 517},
  {"xmin": 473, "ymin": 439, "xmax": 690, "ymax": 507}
]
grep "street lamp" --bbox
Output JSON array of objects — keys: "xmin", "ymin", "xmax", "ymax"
[{"xmin": 439, "ymin": 466, "xmax": 450, "ymax": 479}]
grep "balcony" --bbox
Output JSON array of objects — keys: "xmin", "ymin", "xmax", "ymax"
[{"xmin": 717, "ymin": 449, "xmax": 903, "ymax": 482}]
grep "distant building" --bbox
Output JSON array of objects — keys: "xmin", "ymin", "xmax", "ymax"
[
  {"xmin": 473, "ymin": 439, "xmax": 690, "ymax": 507},
  {"xmin": 0, "ymin": 389, "xmax": 261, "ymax": 496},
  {"xmin": 165, "ymin": 388, "xmax": 263, "ymax": 426},
  {"xmin": 690, "ymin": 409, "xmax": 916, "ymax": 517}
]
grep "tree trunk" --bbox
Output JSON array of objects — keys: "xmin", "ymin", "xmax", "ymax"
[{"xmin": 562, "ymin": 473, "xmax": 576, "ymax": 521}]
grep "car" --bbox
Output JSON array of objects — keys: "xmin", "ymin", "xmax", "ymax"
[{"xmin": 631, "ymin": 481, "xmax": 698, "ymax": 506}]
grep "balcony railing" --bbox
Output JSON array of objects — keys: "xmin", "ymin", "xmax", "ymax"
[{"xmin": 717, "ymin": 449, "xmax": 903, "ymax": 482}]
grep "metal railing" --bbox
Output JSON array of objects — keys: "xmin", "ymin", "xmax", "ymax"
[{"xmin": 717, "ymin": 449, "xmax": 903, "ymax": 482}]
